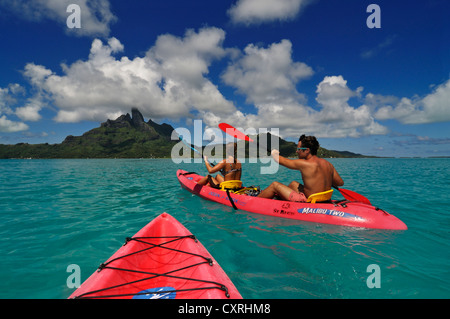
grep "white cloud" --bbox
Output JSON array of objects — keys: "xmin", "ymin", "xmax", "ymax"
[
  {"xmin": 22, "ymin": 28, "xmax": 237, "ymax": 123},
  {"xmin": 220, "ymin": 42, "xmax": 388, "ymax": 139},
  {"xmin": 0, "ymin": 84, "xmax": 30, "ymax": 133},
  {"xmin": 374, "ymin": 78, "xmax": 450, "ymax": 124},
  {"xmin": 0, "ymin": 115, "xmax": 29, "ymax": 133},
  {"xmin": 14, "ymin": 24, "xmax": 450, "ymax": 140},
  {"xmin": 222, "ymin": 39, "xmax": 313, "ymax": 105},
  {"xmin": 228, "ymin": 0, "xmax": 312, "ymax": 25},
  {"xmin": 15, "ymin": 96, "xmax": 43, "ymax": 121},
  {"xmin": 0, "ymin": 0, "xmax": 116, "ymax": 37},
  {"xmin": 314, "ymin": 76, "xmax": 388, "ymax": 137},
  {"xmin": 420, "ymin": 79, "xmax": 450, "ymax": 122},
  {"xmin": 148, "ymin": 28, "xmax": 230, "ymax": 93},
  {"xmin": 23, "ymin": 64, "xmax": 53, "ymax": 87},
  {"xmin": 0, "ymin": 89, "xmax": 13, "ymax": 115},
  {"xmin": 363, "ymin": 93, "xmax": 399, "ymax": 113},
  {"xmin": 0, "ymin": 84, "xmax": 25, "ymax": 114}
]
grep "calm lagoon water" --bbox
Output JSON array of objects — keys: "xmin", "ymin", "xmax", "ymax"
[{"xmin": 0, "ymin": 158, "xmax": 449, "ymax": 298}]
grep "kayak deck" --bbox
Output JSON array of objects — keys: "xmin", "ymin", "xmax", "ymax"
[
  {"xmin": 177, "ymin": 170, "xmax": 407, "ymax": 230},
  {"xmin": 69, "ymin": 213, "xmax": 242, "ymax": 299}
]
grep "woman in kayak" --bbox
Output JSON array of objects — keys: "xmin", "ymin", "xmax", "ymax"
[{"xmin": 197, "ymin": 142, "xmax": 242, "ymax": 188}]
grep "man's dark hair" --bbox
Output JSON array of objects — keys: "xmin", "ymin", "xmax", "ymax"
[{"xmin": 299, "ymin": 134, "xmax": 320, "ymax": 155}]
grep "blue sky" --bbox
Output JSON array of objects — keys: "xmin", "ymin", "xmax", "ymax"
[{"xmin": 0, "ymin": 0, "xmax": 449, "ymax": 157}]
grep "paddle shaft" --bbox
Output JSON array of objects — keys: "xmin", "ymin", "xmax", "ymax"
[
  {"xmin": 179, "ymin": 136, "xmax": 218, "ymax": 167},
  {"xmin": 179, "ymin": 136, "xmax": 201, "ymax": 155}
]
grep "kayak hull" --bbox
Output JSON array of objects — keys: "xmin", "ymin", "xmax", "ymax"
[
  {"xmin": 177, "ymin": 170, "xmax": 407, "ymax": 230},
  {"xmin": 69, "ymin": 212, "xmax": 242, "ymax": 299}
]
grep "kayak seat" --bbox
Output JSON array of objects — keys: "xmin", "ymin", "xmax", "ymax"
[
  {"xmin": 220, "ymin": 180, "xmax": 243, "ymax": 191},
  {"xmin": 307, "ymin": 189, "xmax": 333, "ymax": 203}
]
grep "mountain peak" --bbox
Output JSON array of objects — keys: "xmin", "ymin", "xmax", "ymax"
[
  {"xmin": 131, "ymin": 108, "xmax": 146, "ymax": 128},
  {"xmin": 100, "ymin": 108, "xmax": 149, "ymax": 131}
]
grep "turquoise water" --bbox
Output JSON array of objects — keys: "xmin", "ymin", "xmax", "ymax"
[{"xmin": 0, "ymin": 158, "xmax": 449, "ymax": 299}]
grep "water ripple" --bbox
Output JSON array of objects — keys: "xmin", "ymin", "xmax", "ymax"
[{"xmin": 0, "ymin": 158, "xmax": 448, "ymax": 298}]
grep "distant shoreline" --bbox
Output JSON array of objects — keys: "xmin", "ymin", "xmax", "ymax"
[
  {"xmin": 1, "ymin": 156, "xmax": 448, "ymax": 160},
  {"xmin": 2, "ymin": 109, "xmax": 448, "ymax": 159}
]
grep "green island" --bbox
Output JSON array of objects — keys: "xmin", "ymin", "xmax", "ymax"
[{"xmin": 0, "ymin": 109, "xmax": 376, "ymax": 159}]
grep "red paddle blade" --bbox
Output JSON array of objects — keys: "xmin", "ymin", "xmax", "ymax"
[
  {"xmin": 337, "ymin": 188, "xmax": 371, "ymax": 205},
  {"xmin": 219, "ymin": 123, "xmax": 254, "ymax": 142}
]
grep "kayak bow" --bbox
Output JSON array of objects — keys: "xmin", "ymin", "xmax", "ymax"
[{"xmin": 69, "ymin": 212, "xmax": 242, "ymax": 299}]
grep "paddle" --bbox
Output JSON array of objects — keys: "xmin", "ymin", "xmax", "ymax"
[
  {"xmin": 219, "ymin": 122, "xmax": 271, "ymax": 154},
  {"xmin": 219, "ymin": 123, "xmax": 372, "ymax": 204},
  {"xmin": 179, "ymin": 135, "xmax": 202, "ymax": 155},
  {"xmin": 179, "ymin": 134, "xmax": 218, "ymax": 167},
  {"xmin": 218, "ymin": 123, "xmax": 253, "ymax": 142},
  {"xmin": 333, "ymin": 187, "xmax": 372, "ymax": 205}
]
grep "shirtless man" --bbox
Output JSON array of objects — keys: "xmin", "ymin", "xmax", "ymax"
[{"xmin": 258, "ymin": 135, "xmax": 344, "ymax": 202}]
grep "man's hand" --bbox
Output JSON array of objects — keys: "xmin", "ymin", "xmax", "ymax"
[{"xmin": 271, "ymin": 149, "xmax": 280, "ymax": 163}]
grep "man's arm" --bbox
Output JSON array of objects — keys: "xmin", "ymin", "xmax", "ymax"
[
  {"xmin": 331, "ymin": 165, "xmax": 344, "ymax": 187},
  {"xmin": 271, "ymin": 150, "xmax": 305, "ymax": 170}
]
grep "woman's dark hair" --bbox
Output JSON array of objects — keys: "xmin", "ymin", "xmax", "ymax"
[
  {"xmin": 298, "ymin": 134, "xmax": 319, "ymax": 155},
  {"xmin": 226, "ymin": 142, "xmax": 238, "ymax": 164}
]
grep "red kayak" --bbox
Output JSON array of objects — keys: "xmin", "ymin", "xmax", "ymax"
[
  {"xmin": 177, "ymin": 170, "xmax": 407, "ymax": 230},
  {"xmin": 69, "ymin": 213, "xmax": 242, "ymax": 299}
]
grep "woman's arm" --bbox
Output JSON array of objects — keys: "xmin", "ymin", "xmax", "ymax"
[{"xmin": 204, "ymin": 156, "xmax": 226, "ymax": 174}]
